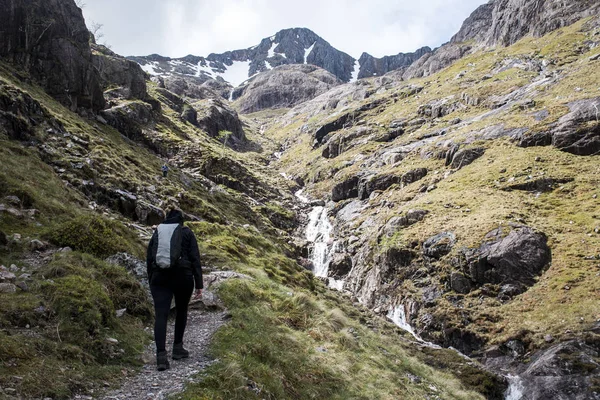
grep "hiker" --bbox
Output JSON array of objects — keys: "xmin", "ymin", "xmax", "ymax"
[
  {"xmin": 146, "ymin": 208, "xmax": 203, "ymax": 371},
  {"xmin": 161, "ymin": 163, "xmax": 169, "ymax": 178}
]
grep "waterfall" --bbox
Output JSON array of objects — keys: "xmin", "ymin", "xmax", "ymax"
[
  {"xmin": 387, "ymin": 305, "xmax": 421, "ymax": 341},
  {"xmin": 387, "ymin": 305, "xmax": 442, "ymax": 349},
  {"xmin": 305, "ymin": 206, "xmax": 333, "ymax": 278},
  {"xmin": 504, "ymin": 375, "xmax": 524, "ymax": 400}
]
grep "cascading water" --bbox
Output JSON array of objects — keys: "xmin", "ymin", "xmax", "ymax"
[
  {"xmin": 504, "ymin": 376, "xmax": 524, "ymax": 400},
  {"xmin": 387, "ymin": 306, "xmax": 419, "ymax": 340},
  {"xmin": 305, "ymin": 206, "xmax": 333, "ymax": 278}
]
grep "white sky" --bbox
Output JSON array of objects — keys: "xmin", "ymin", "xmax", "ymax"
[{"xmin": 81, "ymin": 0, "xmax": 488, "ymax": 59}]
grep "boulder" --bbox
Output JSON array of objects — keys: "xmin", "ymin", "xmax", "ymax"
[
  {"xmin": 552, "ymin": 98, "xmax": 600, "ymax": 156},
  {"xmin": 0, "ymin": 283, "xmax": 17, "ymax": 293},
  {"xmin": 0, "ymin": 0, "xmax": 105, "ymax": 110},
  {"xmin": 450, "ymin": 271, "xmax": 472, "ymax": 294},
  {"xmin": 516, "ymin": 131, "xmax": 553, "ymax": 148},
  {"xmin": 450, "ymin": 147, "xmax": 485, "ymax": 169},
  {"xmin": 462, "ymin": 227, "xmax": 551, "ymax": 286},
  {"xmin": 423, "ymin": 232, "xmax": 456, "ymax": 259}
]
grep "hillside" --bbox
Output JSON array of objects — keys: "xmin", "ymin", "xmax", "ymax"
[
  {"xmin": 0, "ymin": 0, "xmax": 497, "ymax": 399},
  {"xmin": 0, "ymin": 0, "xmax": 599, "ymax": 399},
  {"xmin": 267, "ymin": 10, "xmax": 600, "ymax": 400}
]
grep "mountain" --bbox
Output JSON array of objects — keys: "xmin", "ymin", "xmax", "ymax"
[
  {"xmin": 1, "ymin": 0, "xmax": 600, "ymax": 399},
  {"xmin": 128, "ymin": 28, "xmax": 434, "ymax": 112},
  {"xmin": 404, "ymin": 0, "xmax": 600, "ymax": 79},
  {"xmin": 128, "ymin": 28, "xmax": 355, "ymax": 86}
]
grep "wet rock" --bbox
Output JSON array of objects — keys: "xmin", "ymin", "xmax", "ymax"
[
  {"xmin": 329, "ymin": 254, "xmax": 353, "ymax": 278},
  {"xmin": 450, "ymin": 147, "xmax": 485, "ymax": 169},
  {"xmin": 450, "ymin": 271, "xmax": 472, "ymax": 294},
  {"xmin": 332, "ymin": 176, "xmax": 360, "ymax": 202},
  {"xmin": 314, "ymin": 113, "xmax": 355, "ymax": 145},
  {"xmin": 423, "ymin": 232, "xmax": 456, "ymax": 259}
]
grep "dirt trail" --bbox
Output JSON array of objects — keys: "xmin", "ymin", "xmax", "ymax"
[{"xmin": 88, "ymin": 307, "xmax": 226, "ymax": 400}]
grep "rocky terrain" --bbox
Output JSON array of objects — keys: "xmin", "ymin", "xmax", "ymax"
[{"xmin": 1, "ymin": 0, "xmax": 600, "ymax": 399}]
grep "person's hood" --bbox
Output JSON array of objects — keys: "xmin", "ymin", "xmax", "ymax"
[{"xmin": 163, "ymin": 209, "xmax": 183, "ymax": 224}]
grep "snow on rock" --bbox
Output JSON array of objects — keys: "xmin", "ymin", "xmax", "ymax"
[
  {"xmin": 217, "ymin": 60, "xmax": 252, "ymax": 87},
  {"xmin": 304, "ymin": 42, "xmax": 316, "ymax": 64},
  {"xmin": 351, "ymin": 59, "xmax": 360, "ymax": 82}
]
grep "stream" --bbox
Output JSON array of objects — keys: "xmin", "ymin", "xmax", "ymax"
[{"xmin": 299, "ymin": 195, "xmax": 523, "ymax": 399}]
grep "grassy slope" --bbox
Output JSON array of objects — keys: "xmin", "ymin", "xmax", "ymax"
[
  {"xmin": 266, "ymin": 19, "xmax": 600, "ymax": 350},
  {"xmin": 0, "ymin": 60, "xmax": 486, "ymax": 399}
]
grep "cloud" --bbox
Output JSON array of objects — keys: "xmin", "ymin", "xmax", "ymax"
[{"xmin": 81, "ymin": 0, "xmax": 487, "ymax": 58}]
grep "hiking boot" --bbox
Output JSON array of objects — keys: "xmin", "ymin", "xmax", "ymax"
[
  {"xmin": 172, "ymin": 343, "xmax": 189, "ymax": 360},
  {"xmin": 156, "ymin": 351, "xmax": 170, "ymax": 371}
]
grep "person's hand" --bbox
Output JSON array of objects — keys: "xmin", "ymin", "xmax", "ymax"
[{"xmin": 192, "ymin": 288, "xmax": 203, "ymax": 301}]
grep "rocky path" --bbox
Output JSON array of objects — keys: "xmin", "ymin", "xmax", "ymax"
[{"xmin": 84, "ymin": 306, "xmax": 227, "ymax": 400}]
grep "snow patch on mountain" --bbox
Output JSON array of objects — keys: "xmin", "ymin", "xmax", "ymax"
[
  {"xmin": 351, "ymin": 60, "xmax": 360, "ymax": 82},
  {"xmin": 304, "ymin": 42, "xmax": 316, "ymax": 64},
  {"xmin": 218, "ymin": 60, "xmax": 252, "ymax": 87}
]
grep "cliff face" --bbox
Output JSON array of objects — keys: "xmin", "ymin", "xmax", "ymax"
[
  {"xmin": 452, "ymin": 0, "xmax": 600, "ymax": 46},
  {"xmin": 0, "ymin": 0, "xmax": 105, "ymax": 111},
  {"xmin": 233, "ymin": 64, "xmax": 342, "ymax": 114},
  {"xmin": 405, "ymin": 0, "xmax": 600, "ymax": 80},
  {"xmin": 358, "ymin": 47, "xmax": 432, "ymax": 79}
]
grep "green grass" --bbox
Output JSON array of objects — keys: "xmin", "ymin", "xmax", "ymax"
[{"xmin": 175, "ymin": 276, "xmax": 486, "ymax": 400}]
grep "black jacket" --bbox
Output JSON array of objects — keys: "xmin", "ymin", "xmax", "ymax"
[{"xmin": 146, "ymin": 211, "xmax": 203, "ymax": 289}]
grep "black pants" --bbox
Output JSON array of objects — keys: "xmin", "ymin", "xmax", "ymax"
[{"xmin": 149, "ymin": 269, "xmax": 194, "ymax": 353}]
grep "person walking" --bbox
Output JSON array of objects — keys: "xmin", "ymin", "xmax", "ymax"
[
  {"xmin": 146, "ymin": 208, "xmax": 203, "ymax": 371},
  {"xmin": 161, "ymin": 163, "xmax": 169, "ymax": 178}
]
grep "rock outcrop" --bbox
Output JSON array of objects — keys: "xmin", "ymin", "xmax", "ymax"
[
  {"xmin": 405, "ymin": 0, "xmax": 600, "ymax": 79},
  {"xmin": 458, "ymin": 226, "xmax": 551, "ymax": 289},
  {"xmin": 0, "ymin": 0, "xmax": 105, "ymax": 111},
  {"xmin": 234, "ymin": 64, "xmax": 341, "ymax": 114},
  {"xmin": 357, "ymin": 47, "xmax": 432, "ymax": 79},
  {"xmin": 91, "ymin": 44, "xmax": 148, "ymax": 101}
]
